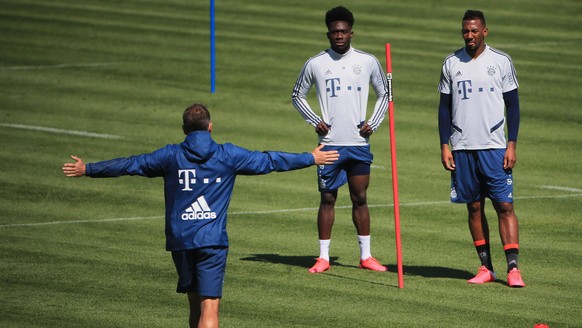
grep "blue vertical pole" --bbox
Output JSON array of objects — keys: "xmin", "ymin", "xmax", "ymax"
[{"xmin": 210, "ymin": 0, "xmax": 216, "ymax": 93}]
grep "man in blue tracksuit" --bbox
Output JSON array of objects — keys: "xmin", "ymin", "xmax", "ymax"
[{"xmin": 62, "ymin": 103, "xmax": 339, "ymax": 328}]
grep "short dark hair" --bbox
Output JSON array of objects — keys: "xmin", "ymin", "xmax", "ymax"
[
  {"xmin": 325, "ymin": 6, "xmax": 354, "ymax": 28},
  {"xmin": 182, "ymin": 103, "xmax": 211, "ymax": 134},
  {"xmin": 463, "ymin": 10, "xmax": 486, "ymax": 26}
]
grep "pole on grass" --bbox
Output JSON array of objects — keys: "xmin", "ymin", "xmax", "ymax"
[
  {"xmin": 385, "ymin": 43, "xmax": 404, "ymax": 288},
  {"xmin": 210, "ymin": 0, "xmax": 216, "ymax": 93}
]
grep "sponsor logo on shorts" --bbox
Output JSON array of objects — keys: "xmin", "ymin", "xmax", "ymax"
[
  {"xmin": 319, "ymin": 178, "xmax": 327, "ymax": 189},
  {"xmin": 450, "ymin": 187, "xmax": 457, "ymax": 199},
  {"xmin": 318, "ymin": 167, "xmax": 327, "ymax": 189},
  {"xmin": 182, "ymin": 196, "xmax": 217, "ymax": 220}
]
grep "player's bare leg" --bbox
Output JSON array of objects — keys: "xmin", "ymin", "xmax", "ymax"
[
  {"xmin": 199, "ymin": 297, "xmax": 220, "ymax": 328},
  {"xmin": 187, "ymin": 292, "xmax": 201, "ymax": 327},
  {"xmin": 348, "ymin": 174, "xmax": 386, "ymax": 271},
  {"xmin": 493, "ymin": 201, "xmax": 519, "ymax": 246},
  {"xmin": 348, "ymin": 174, "xmax": 370, "ymax": 235},
  {"xmin": 309, "ymin": 191, "xmax": 337, "ymax": 273},
  {"xmin": 493, "ymin": 201, "xmax": 524, "ymax": 287},
  {"xmin": 467, "ymin": 199, "xmax": 488, "ymax": 242},
  {"xmin": 467, "ymin": 199, "xmax": 496, "ymax": 284},
  {"xmin": 317, "ymin": 190, "xmax": 337, "ymax": 240},
  {"xmin": 188, "ymin": 293, "xmax": 220, "ymax": 328}
]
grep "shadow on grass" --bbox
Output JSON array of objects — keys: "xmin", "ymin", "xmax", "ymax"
[
  {"xmin": 240, "ymin": 253, "xmax": 476, "ymax": 281},
  {"xmin": 390, "ymin": 264, "xmax": 474, "ymax": 280},
  {"xmin": 240, "ymin": 253, "xmax": 396, "ymax": 287},
  {"xmin": 240, "ymin": 254, "xmax": 346, "ymax": 268}
]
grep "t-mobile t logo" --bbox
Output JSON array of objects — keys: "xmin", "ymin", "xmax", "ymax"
[
  {"xmin": 178, "ymin": 169, "xmax": 196, "ymax": 191},
  {"xmin": 457, "ymin": 80, "xmax": 472, "ymax": 100},
  {"xmin": 326, "ymin": 78, "xmax": 341, "ymax": 97},
  {"xmin": 457, "ymin": 80, "xmax": 495, "ymax": 99}
]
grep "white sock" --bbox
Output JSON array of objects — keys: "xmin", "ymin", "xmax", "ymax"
[
  {"xmin": 358, "ymin": 235, "xmax": 371, "ymax": 260},
  {"xmin": 319, "ymin": 239, "xmax": 331, "ymax": 261}
]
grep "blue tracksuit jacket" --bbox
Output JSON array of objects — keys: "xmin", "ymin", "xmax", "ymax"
[{"xmin": 85, "ymin": 131, "xmax": 315, "ymax": 251}]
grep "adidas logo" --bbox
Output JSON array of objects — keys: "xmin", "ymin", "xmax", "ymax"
[
  {"xmin": 181, "ymin": 196, "xmax": 217, "ymax": 220},
  {"xmin": 455, "ymin": 71, "xmax": 462, "ymax": 77},
  {"xmin": 325, "ymin": 69, "xmax": 333, "ymax": 75}
]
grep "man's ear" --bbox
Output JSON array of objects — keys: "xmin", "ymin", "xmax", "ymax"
[{"xmin": 208, "ymin": 122, "xmax": 213, "ymax": 133}]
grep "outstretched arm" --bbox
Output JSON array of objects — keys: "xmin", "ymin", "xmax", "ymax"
[
  {"xmin": 311, "ymin": 145, "xmax": 339, "ymax": 165},
  {"xmin": 62, "ymin": 155, "xmax": 86, "ymax": 177},
  {"xmin": 234, "ymin": 144, "xmax": 339, "ymax": 175}
]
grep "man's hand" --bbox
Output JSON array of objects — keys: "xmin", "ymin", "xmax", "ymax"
[
  {"xmin": 315, "ymin": 121, "xmax": 330, "ymax": 136},
  {"xmin": 359, "ymin": 121, "xmax": 373, "ymax": 138},
  {"xmin": 440, "ymin": 144, "xmax": 455, "ymax": 171},
  {"xmin": 504, "ymin": 142, "xmax": 517, "ymax": 169},
  {"xmin": 311, "ymin": 145, "xmax": 339, "ymax": 165},
  {"xmin": 62, "ymin": 155, "xmax": 86, "ymax": 177}
]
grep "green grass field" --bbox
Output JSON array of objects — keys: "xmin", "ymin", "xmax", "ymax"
[{"xmin": 1, "ymin": 0, "xmax": 581, "ymax": 327}]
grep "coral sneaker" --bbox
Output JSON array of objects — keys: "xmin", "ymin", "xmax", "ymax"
[
  {"xmin": 468, "ymin": 266, "xmax": 497, "ymax": 284},
  {"xmin": 308, "ymin": 258, "xmax": 330, "ymax": 273},
  {"xmin": 507, "ymin": 268, "xmax": 525, "ymax": 288},
  {"xmin": 359, "ymin": 257, "xmax": 388, "ymax": 271}
]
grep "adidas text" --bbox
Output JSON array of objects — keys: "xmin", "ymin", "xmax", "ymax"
[{"xmin": 181, "ymin": 211, "xmax": 217, "ymax": 220}]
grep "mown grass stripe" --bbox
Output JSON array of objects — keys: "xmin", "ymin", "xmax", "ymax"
[{"xmin": 2, "ymin": 192, "xmax": 579, "ymax": 229}]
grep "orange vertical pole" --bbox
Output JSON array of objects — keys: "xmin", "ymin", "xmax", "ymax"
[{"xmin": 385, "ymin": 43, "xmax": 404, "ymax": 288}]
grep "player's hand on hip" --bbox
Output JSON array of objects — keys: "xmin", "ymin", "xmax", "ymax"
[
  {"xmin": 62, "ymin": 155, "xmax": 87, "ymax": 177},
  {"xmin": 440, "ymin": 145, "xmax": 455, "ymax": 171},
  {"xmin": 311, "ymin": 145, "xmax": 339, "ymax": 165},
  {"xmin": 315, "ymin": 121, "xmax": 330, "ymax": 136},
  {"xmin": 359, "ymin": 122, "xmax": 373, "ymax": 138}
]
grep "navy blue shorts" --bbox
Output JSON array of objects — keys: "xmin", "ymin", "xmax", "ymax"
[
  {"xmin": 317, "ymin": 145, "xmax": 373, "ymax": 192},
  {"xmin": 450, "ymin": 149, "xmax": 514, "ymax": 203},
  {"xmin": 171, "ymin": 246, "xmax": 228, "ymax": 298}
]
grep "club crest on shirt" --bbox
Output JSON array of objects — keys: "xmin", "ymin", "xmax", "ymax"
[
  {"xmin": 487, "ymin": 66, "xmax": 496, "ymax": 76},
  {"xmin": 352, "ymin": 65, "xmax": 362, "ymax": 75}
]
